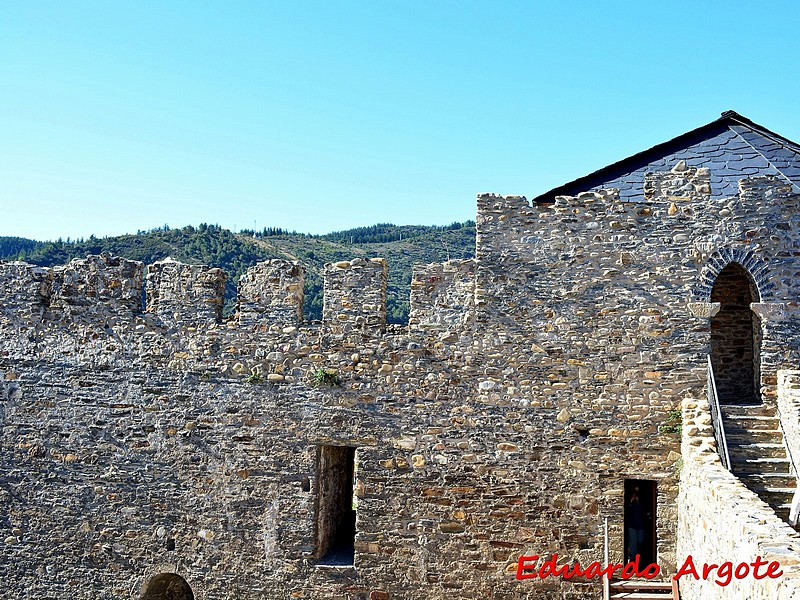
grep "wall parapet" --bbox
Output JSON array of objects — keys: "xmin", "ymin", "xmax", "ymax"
[
  {"xmin": 50, "ymin": 254, "xmax": 143, "ymax": 320},
  {"xmin": 237, "ymin": 260, "xmax": 304, "ymax": 327},
  {"xmin": 322, "ymin": 258, "xmax": 387, "ymax": 338},
  {"xmin": 146, "ymin": 257, "xmax": 226, "ymax": 326},
  {"xmin": 0, "ymin": 261, "xmax": 52, "ymax": 324},
  {"xmin": 678, "ymin": 397, "xmax": 800, "ymax": 599}
]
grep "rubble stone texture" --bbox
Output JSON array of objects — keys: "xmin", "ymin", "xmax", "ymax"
[{"xmin": 2, "ymin": 167, "xmax": 800, "ymax": 599}]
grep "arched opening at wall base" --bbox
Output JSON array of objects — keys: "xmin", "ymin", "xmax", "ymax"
[{"xmin": 140, "ymin": 573, "xmax": 194, "ymax": 600}]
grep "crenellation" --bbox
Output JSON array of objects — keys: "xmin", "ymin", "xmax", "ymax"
[
  {"xmin": 237, "ymin": 259, "xmax": 304, "ymax": 327},
  {"xmin": 145, "ymin": 257, "xmax": 226, "ymax": 326},
  {"xmin": 0, "ymin": 261, "xmax": 52, "ymax": 324},
  {"xmin": 49, "ymin": 254, "xmax": 144, "ymax": 320},
  {"xmin": 322, "ymin": 258, "xmax": 387, "ymax": 338}
]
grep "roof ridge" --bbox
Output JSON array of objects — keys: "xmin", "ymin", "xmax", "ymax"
[
  {"xmin": 722, "ymin": 111, "xmax": 800, "ymax": 154},
  {"xmin": 727, "ymin": 127, "xmax": 799, "ymax": 193}
]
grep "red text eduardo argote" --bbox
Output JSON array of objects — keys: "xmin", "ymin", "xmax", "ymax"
[{"xmin": 516, "ymin": 554, "xmax": 783, "ymax": 587}]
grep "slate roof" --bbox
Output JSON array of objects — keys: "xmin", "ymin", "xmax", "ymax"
[{"xmin": 532, "ymin": 111, "xmax": 800, "ymax": 204}]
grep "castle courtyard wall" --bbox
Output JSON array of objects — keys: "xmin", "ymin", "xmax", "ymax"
[{"xmin": 1, "ymin": 168, "xmax": 800, "ymax": 598}]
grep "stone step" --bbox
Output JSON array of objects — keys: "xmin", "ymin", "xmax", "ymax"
[
  {"xmin": 721, "ymin": 403, "xmax": 776, "ymax": 417},
  {"xmin": 728, "ymin": 457, "xmax": 792, "ymax": 474},
  {"xmin": 734, "ymin": 472, "xmax": 797, "ymax": 488},
  {"xmin": 748, "ymin": 487, "xmax": 796, "ymax": 511},
  {"xmin": 721, "ymin": 415, "xmax": 779, "ymax": 430},
  {"xmin": 728, "ymin": 443, "xmax": 789, "ymax": 459},
  {"xmin": 724, "ymin": 429, "xmax": 784, "ymax": 444}
]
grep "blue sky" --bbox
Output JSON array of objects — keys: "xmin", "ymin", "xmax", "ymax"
[{"xmin": 2, "ymin": 1, "xmax": 799, "ymax": 240}]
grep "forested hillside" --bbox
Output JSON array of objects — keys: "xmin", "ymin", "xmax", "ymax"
[{"xmin": 0, "ymin": 222, "xmax": 475, "ymax": 323}]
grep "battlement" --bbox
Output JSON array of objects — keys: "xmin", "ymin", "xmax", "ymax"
[
  {"xmin": 0, "ymin": 261, "xmax": 51, "ymax": 324},
  {"xmin": 51, "ymin": 254, "xmax": 143, "ymax": 320},
  {"xmin": 0, "ymin": 254, "xmax": 419, "ymax": 339},
  {"xmin": 475, "ymin": 170, "xmax": 800, "ymax": 269},
  {"xmin": 322, "ymin": 258, "xmax": 387, "ymax": 337},
  {"xmin": 3, "ymin": 169, "xmax": 796, "ymax": 341},
  {"xmin": 145, "ymin": 258, "xmax": 227, "ymax": 326},
  {"xmin": 237, "ymin": 260, "xmax": 305, "ymax": 327}
]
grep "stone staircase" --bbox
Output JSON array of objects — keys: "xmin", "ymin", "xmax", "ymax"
[
  {"xmin": 722, "ymin": 403, "xmax": 797, "ymax": 522},
  {"xmin": 609, "ymin": 580, "xmax": 678, "ymax": 599}
]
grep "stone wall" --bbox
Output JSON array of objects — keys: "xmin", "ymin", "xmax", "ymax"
[
  {"xmin": 0, "ymin": 261, "xmax": 51, "ymax": 324},
  {"xmin": 236, "ymin": 259, "xmax": 304, "ymax": 327},
  {"xmin": 322, "ymin": 258, "xmax": 387, "ymax": 339},
  {"xmin": 50, "ymin": 254, "xmax": 144, "ymax": 319},
  {"xmin": 678, "ymin": 396, "xmax": 800, "ymax": 599},
  {"xmin": 146, "ymin": 258, "xmax": 226, "ymax": 326},
  {"xmin": 2, "ymin": 167, "xmax": 800, "ymax": 599},
  {"xmin": 778, "ymin": 371, "xmax": 800, "ymax": 478},
  {"xmin": 408, "ymin": 258, "xmax": 475, "ymax": 353}
]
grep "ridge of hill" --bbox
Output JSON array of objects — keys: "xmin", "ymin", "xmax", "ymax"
[{"xmin": 0, "ymin": 222, "xmax": 476, "ymax": 323}]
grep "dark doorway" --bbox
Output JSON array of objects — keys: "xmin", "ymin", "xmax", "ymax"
[
  {"xmin": 624, "ymin": 479, "xmax": 657, "ymax": 566},
  {"xmin": 316, "ymin": 445, "xmax": 356, "ymax": 565},
  {"xmin": 140, "ymin": 573, "xmax": 194, "ymax": 600},
  {"xmin": 710, "ymin": 263, "xmax": 760, "ymax": 404}
]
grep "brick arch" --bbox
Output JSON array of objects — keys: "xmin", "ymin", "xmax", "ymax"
[{"xmin": 692, "ymin": 248, "xmax": 772, "ymax": 302}]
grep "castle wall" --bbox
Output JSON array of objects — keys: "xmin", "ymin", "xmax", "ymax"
[
  {"xmin": 408, "ymin": 258, "xmax": 475, "ymax": 348},
  {"xmin": 146, "ymin": 258, "xmax": 226, "ymax": 326},
  {"xmin": 237, "ymin": 259, "xmax": 304, "ymax": 327},
  {"xmin": 322, "ymin": 258, "xmax": 387, "ymax": 339},
  {"xmin": 2, "ymin": 166, "xmax": 800, "ymax": 599},
  {"xmin": 0, "ymin": 261, "xmax": 51, "ymax": 324}
]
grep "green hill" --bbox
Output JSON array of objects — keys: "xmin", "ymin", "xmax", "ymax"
[{"xmin": 0, "ymin": 222, "xmax": 475, "ymax": 323}]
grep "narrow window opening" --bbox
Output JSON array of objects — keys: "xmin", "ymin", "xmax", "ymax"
[
  {"xmin": 315, "ymin": 445, "xmax": 356, "ymax": 565},
  {"xmin": 624, "ymin": 479, "xmax": 657, "ymax": 566}
]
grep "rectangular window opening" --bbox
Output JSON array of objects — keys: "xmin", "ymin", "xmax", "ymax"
[{"xmin": 315, "ymin": 445, "xmax": 356, "ymax": 565}]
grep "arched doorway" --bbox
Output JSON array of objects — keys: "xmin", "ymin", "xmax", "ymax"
[
  {"xmin": 140, "ymin": 573, "xmax": 194, "ymax": 600},
  {"xmin": 710, "ymin": 262, "xmax": 761, "ymax": 404}
]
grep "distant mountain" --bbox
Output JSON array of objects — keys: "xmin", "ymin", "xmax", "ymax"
[{"xmin": 0, "ymin": 221, "xmax": 476, "ymax": 323}]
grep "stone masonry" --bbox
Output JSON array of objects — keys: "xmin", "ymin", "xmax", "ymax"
[{"xmin": 4, "ymin": 133, "xmax": 800, "ymax": 598}]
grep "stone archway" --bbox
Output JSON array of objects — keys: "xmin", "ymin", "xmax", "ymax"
[
  {"xmin": 140, "ymin": 573, "xmax": 194, "ymax": 600},
  {"xmin": 710, "ymin": 262, "xmax": 761, "ymax": 404}
]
